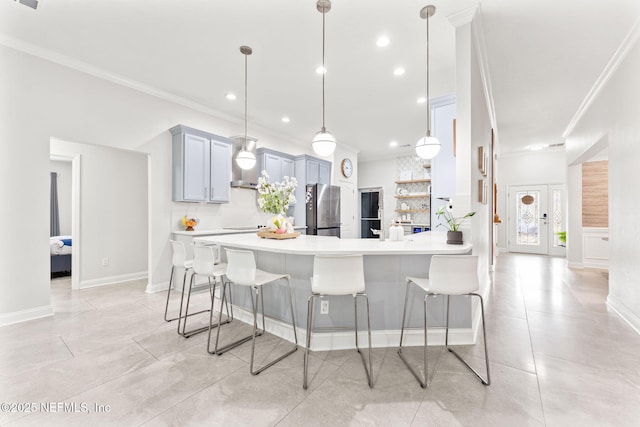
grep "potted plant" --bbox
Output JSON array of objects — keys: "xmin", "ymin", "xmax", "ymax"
[
  {"xmin": 555, "ymin": 231, "xmax": 566, "ymax": 247},
  {"xmin": 256, "ymin": 170, "xmax": 297, "ymax": 235},
  {"xmin": 435, "ymin": 205, "xmax": 476, "ymax": 244}
]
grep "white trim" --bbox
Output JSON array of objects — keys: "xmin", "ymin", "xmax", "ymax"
[
  {"xmin": 497, "ymin": 246, "xmax": 508, "ymax": 254},
  {"xmin": 567, "ymin": 261, "xmax": 584, "ymax": 269},
  {"xmin": 0, "ymin": 35, "xmax": 305, "ymax": 150},
  {"xmin": 0, "ymin": 305, "xmax": 54, "ymax": 328},
  {"xmin": 228, "ymin": 304, "xmax": 475, "ymax": 351},
  {"xmin": 430, "ymin": 93, "xmax": 456, "ymax": 109},
  {"xmin": 470, "ymin": 5, "xmax": 498, "ymax": 133},
  {"xmin": 146, "ymin": 281, "xmax": 171, "ymax": 294},
  {"xmin": 563, "ymin": 15, "xmax": 640, "ymax": 138},
  {"xmin": 446, "ymin": 5, "xmax": 479, "ymax": 27},
  {"xmin": 607, "ymin": 295, "xmax": 640, "ymax": 336},
  {"xmin": 79, "ymin": 271, "xmax": 147, "ymax": 289}
]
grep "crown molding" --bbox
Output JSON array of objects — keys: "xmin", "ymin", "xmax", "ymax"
[
  {"xmin": 562, "ymin": 15, "xmax": 640, "ymax": 139},
  {"xmin": 470, "ymin": 4, "xmax": 498, "ymax": 137},
  {"xmin": 446, "ymin": 5, "xmax": 479, "ymax": 28},
  {"xmin": 0, "ymin": 34, "xmax": 310, "ymax": 150}
]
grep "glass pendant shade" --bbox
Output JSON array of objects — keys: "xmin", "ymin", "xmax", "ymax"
[
  {"xmin": 312, "ymin": 130, "xmax": 336, "ymax": 157},
  {"xmin": 415, "ymin": 135, "xmax": 441, "ymax": 159},
  {"xmin": 235, "ymin": 148, "xmax": 256, "ymax": 170}
]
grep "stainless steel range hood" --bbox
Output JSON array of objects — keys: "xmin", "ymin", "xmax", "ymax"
[{"xmin": 230, "ymin": 135, "xmax": 258, "ymax": 189}]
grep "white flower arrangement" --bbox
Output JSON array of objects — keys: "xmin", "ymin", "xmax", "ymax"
[{"xmin": 257, "ymin": 170, "xmax": 297, "ymax": 215}]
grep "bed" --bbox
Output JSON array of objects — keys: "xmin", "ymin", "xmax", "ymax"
[{"xmin": 50, "ymin": 235, "xmax": 72, "ymax": 276}]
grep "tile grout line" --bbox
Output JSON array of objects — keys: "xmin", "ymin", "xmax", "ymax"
[
  {"xmin": 59, "ymin": 335, "xmax": 76, "ymax": 358},
  {"xmin": 131, "ymin": 337, "xmax": 160, "ymax": 361},
  {"xmin": 518, "ymin": 268, "xmax": 548, "ymax": 426}
]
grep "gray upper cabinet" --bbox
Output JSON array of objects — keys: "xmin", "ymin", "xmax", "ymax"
[
  {"xmin": 171, "ymin": 125, "xmax": 232, "ymax": 203},
  {"xmin": 256, "ymin": 148, "xmax": 295, "ymax": 184},
  {"xmin": 296, "ymin": 155, "xmax": 331, "ymax": 185}
]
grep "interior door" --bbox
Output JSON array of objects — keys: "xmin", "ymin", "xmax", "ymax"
[
  {"xmin": 360, "ymin": 188, "xmax": 382, "ymax": 238},
  {"xmin": 339, "ymin": 180, "xmax": 355, "ymax": 238},
  {"xmin": 508, "ymin": 185, "xmax": 549, "ymax": 254}
]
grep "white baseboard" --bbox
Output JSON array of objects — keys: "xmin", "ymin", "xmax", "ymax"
[
  {"xmin": 228, "ymin": 305, "xmax": 475, "ymax": 351},
  {"xmin": 607, "ymin": 295, "xmax": 640, "ymax": 336},
  {"xmin": 567, "ymin": 261, "xmax": 584, "ymax": 269},
  {"xmin": 497, "ymin": 246, "xmax": 508, "ymax": 254},
  {"xmin": 80, "ymin": 271, "xmax": 147, "ymax": 289},
  {"xmin": 146, "ymin": 281, "xmax": 170, "ymax": 293},
  {"xmin": 0, "ymin": 305, "xmax": 54, "ymax": 328}
]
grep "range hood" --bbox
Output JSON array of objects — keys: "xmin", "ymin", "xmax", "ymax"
[{"xmin": 230, "ymin": 135, "xmax": 258, "ymax": 189}]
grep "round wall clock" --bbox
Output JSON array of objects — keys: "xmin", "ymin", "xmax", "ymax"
[{"xmin": 341, "ymin": 158, "xmax": 353, "ymax": 178}]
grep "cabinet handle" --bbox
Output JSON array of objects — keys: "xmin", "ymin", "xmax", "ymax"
[
  {"xmin": 204, "ymin": 187, "xmax": 208, "ymax": 199},
  {"xmin": 211, "ymin": 187, "xmax": 214, "ymax": 200}
]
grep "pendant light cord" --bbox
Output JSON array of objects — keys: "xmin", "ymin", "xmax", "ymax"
[
  {"xmin": 426, "ymin": 12, "xmax": 431, "ymax": 138},
  {"xmin": 244, "ymin": 51, "xmax": 248, "ymax": 147},
  {"xmin": 322, "ymin": 8, "xmax": 326, "ymax": 132}
]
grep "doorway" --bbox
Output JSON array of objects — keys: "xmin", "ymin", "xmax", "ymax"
[
  {"xmin": 359, "ymin": 187, "xmax": 383, "ymax": 239},
  {"xmin": 507, "ymin": 184, "xmax": 565, "ymax": 255}
]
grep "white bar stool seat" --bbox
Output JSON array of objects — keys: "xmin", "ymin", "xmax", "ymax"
[
  {"xmin": 165, "ymin": 240, "xmax": 205, "ymax": 323},
  {"xmin": 177, "ymin": 244, "xmax": 230, "ymax": 337},
  {"xmin": 210, "ymin": 248, "xmax": 298, "ymax": 375},
  {"xmin": 398, "ymin": 255, "xmax": 490, "ymax": 388},
  {"xmin": 304, "ymin": 255, "xmax": 373, "ymax": 389}
]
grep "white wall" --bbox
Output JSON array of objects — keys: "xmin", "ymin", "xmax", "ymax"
[
  {"xmin": 0, "ymin": 44, "xmax": 322, "ymax": 323},
  {"xmin": 495, "ymin": 149, "xmax": 566, "ymax": 251},
  {"xmin": 564, "ymin": 32, "xmax": 640, "ymax": 332},
  {"xmin": 50, "ymin": 140, "xmax": 148, "ymax": 287},
  {"xmin": 49, "ymin": 160, "xmax": 72, "ymax": 236}
]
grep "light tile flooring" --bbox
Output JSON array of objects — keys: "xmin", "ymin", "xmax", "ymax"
[{"xmin": 2, "ymin": 253, "xmax": 640, "ymax": 426}]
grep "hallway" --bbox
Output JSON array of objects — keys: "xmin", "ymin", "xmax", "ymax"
[{"xmin": 0, "ymin": 253, "xmax": 639, "ymax": 426}]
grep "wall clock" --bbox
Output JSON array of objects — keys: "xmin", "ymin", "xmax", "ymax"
[{"xmin": 341, "ymin": 158, "xmax": 353, "ymax": 178}]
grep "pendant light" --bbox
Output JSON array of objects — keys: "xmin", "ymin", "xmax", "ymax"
[
  {"xmin": 312, "ymin": 0, "xmax": 336, "ymax": 157},
  {"xmin": 415, "ymin": 5, "xmax": 441, "ymax": 160},
  {"xmin": 235, "ymin": 45, "xmax": 257, "ymax": 170}
]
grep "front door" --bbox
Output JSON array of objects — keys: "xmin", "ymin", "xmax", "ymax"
[{"xmin": 507, "ymin": 185, "xmax": 565, "ymax": 255}]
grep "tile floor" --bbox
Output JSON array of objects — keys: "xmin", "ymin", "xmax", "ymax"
[{"xmin": 1, "ymin": 253, "xmax": 640, "ymax": 426}]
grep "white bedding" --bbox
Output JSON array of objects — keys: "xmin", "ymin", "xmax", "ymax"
[{"xmin": 50, "ymin": 235, "xmax": 72, "ymax": 255}]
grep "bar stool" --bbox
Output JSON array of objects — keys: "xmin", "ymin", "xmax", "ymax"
[
  {"xmin": 210, "ymin": 248, "xmax": 298, "ymax": 375},
  {"xmin": 165, "ymin": 240, "xmax": 200, "ymax": 322},
  {"xmin": 177, "ymin": 244, "xmax": 229, "ymax": 338},
  {"xmin": 398, "ymin": 255, "xmax": 490, "ymax": 388},
  {"xmin": 304, "ymin": 255, "xmax": 373, "ymax": 389}
]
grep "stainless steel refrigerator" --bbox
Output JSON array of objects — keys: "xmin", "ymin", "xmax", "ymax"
[{"xmin": 306, "ymin": 184, "xmax": 341, "ymax": 237}]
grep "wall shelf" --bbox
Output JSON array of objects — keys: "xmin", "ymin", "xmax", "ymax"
[
  {"xmin": 395, "ymin": 194, "xmax": 429, "ymax": 199},
  {"xmin": 394, "ymin": 179, "xmax": 431, "ymax": 184}
]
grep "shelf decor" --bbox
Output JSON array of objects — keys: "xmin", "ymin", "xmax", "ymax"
[{"xmin": 257, "ymin": 230, "xmax": 301, "ymax": 240}]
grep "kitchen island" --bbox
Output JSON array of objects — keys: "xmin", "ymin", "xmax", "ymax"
[{"xmin": 194, "ymin": 232, "xmax": 477, "ymax": 350}]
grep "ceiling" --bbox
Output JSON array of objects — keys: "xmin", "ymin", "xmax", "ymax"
[{"xmin": 2, "ymin": 0, "xmax": 639, "ymax": 160}]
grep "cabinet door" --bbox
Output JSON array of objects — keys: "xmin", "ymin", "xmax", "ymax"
[
  {"xmin": 318, "ymin": 162, "xmax": 331, "ymax": 184},
  {"xmin": 264, "ymin": 153, "xmax": 282, "ymax": 183},
  {"xmin": 183, "ymin": 133, "xmax": 209, "ymax": 201},
  {"xmin": 209, "ymin": 139, "xmax": 231, "ymax": 203},
  {"xmin": 306, "ymin": 160, "xmax": 319, "ymax": 184},
  {"xmin": 282, "ymin": 158, "xmax": 294, "ymax": 180}
]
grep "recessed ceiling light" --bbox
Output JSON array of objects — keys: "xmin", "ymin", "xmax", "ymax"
[
  {"xmin": 389, "ymin": 141, "xmax": 398, "ymax": 147},
  {"xmin": 281, "ymin": 116, "xmax": 290, "ymax": 123},
  {"xmin": 315, "ymin": 65, "xmax": 327, "ymax": 74},
  {"xmin": 393, "ymin": 67, "xmax": 405, "ymax": 76},
  {"xmin": 376, "ymin": 36, "xmax": 390, "ymax": 47},
  {"xmin": 417, "ymin": 97, "xmax": 426, "ymax": 104},
  {"xmin": 225, "ymin": 93, "xmax": 237, "ymax": 101}
]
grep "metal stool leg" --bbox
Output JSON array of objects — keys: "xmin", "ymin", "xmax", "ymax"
[
  {"xmin": 178, "ymin": 273, "xmax": 213, "ymax": 338},
  {"xmin": 250, "ymin": 277, "xmax": 298, "ymax": 375},
  {"xmin": 214, "ymin": 282, "xmax": 262, "ymax": 355},
  {"xmin": 355, "ymin": 293, "xmax": 374, "ymax": 388},
  {"xmin": 164, "ymin": 266, "xmax": 177, "ymax": 322},
  {"xmin": 397, "ymin": 280, "xmax": 429, "ymax": 388},
  {"xmin": 205, "ymin": 277, "xmax": 233, "ymax": 354},
  {"xmin": 303, "ymin": 294, "xmax": 316, "ymax": 389},
  {"xmin": 446, "ymin": 293, "xmax": 491, "ymax": 386}
]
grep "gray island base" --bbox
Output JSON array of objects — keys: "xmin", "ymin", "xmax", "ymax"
[{"xmin": 194, "ymin": 232, "xmax": 477, "ymax": 351}]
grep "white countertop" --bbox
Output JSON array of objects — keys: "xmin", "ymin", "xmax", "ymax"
[
  {"xmin": 173, "ymin": 226, "xmax": 306, "ymax": 237},
  {"xmin": 194, "ymin": 231, "xmax": 471, "ymax": 255}
]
